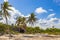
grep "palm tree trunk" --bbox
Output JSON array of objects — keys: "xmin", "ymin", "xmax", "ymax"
[
  {"xmin": 31, "ymin": 22, "xmax": 34, "ymax": 27},
  {"xmin": 5, "ymin": 16, "xmax": 12, "ymax": 38},
  {"xmin": 5, "ymin": 16, "xmax": 8, "ymax": 24},
  {"xmin": 5, "ymin": 16, "xmax": 10, "ymax": 34}
]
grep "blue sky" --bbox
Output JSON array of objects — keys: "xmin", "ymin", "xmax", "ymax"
[
  {"xmin": 0, "ymin": 0, "xmax": 60, "ymax": 29},
  {"xmin": 0, "ymin": 0, "xmax": 60, "ymax": 18},
  {"xmin": 9, "ymin": 0, "xmax": 60, "ymax": 19}
]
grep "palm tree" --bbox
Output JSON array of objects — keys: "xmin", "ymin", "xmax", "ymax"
[
  {"xmin": 16, "ymin": 17, "xmax": 26, "ymax": 32},
  {"xmin": 27, "ymin": 13, "xmax": 37, "ymax": 26},
  {"xmin": 52, "ymin": 26, "xmax": 54, "ymax": 28},
  {"xmin": 1, "ymin": 2, "xmax": 12, "ymax": 24},
  {"xmin": 1, "ymin": 2, "xmax": 13, "ymax": 36},
  {"xmin": 16, "ymin": 17, "xmax": 22, "ymax": 27},
  {"xmin": 16, "ymin": 17, "xmax": 26, "ymax": 29},
  {"xmin": 0, "ymin": 11, "xmax": 2, "ymax": 15},
  {"xmin": 0, "ymin": 10, "xmax": 3, "ymax": 20},
  {"xmin": 21, "ymin": 17, "xmax": 26, "ymax": 29}
]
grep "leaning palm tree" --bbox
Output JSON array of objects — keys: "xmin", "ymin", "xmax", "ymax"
[
  {"xmin": 16, "ymin": 17, "xmax": 26, "ymax": 29},
  {"xmin": 1, "ymin": 2, "xmax": 12, "ymax": 24},
  {"xmin": 27, "ymin": 13, "xmax": 37, "ymax": 26},
  {"xmin": 16, "ymin": 17, "xmax": 26, "ymax": 32},
  {"xmin": 21, "ymin": 17, "xmax": 26, "ymax": 29},
  {"xmin": 16, "ymin": 17, "xmax": 22, "ymax": 27}
]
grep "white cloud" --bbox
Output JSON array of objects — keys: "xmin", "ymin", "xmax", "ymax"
[
  {"xmin": 8, "ymin": 7, "xmax": 25, "ymax": 24},
  {"xmin": 49, "ymin": 18, "xmax": 58, "ymax": 22},
  {"xmin": 4, "ymin": 0, "xmax": 8, "ymax": 2},
  {"xmin": 47, "ymin": 13, "xmax": 55, "ymax": 18},
  {"xmin": 35, "ymin": 7, "xmax": 47, "ymax": 14},
  {"xmin": 24, "ymin": 14, "xmax": 30, "ymax": 18},
  {"xmin": 48, "ymin": 9, "xmax": 54, "ymax": 11},
  {"xmin": 8, "ymin": 7, "xmax": 24, "ymax": 17},
  {"xmin": 35, "ymin": 17, "xmax": 60, "ymax": 29},
  {"xmin": 47, "ymin": 18, "xmax": 59, "ymax": 28}
]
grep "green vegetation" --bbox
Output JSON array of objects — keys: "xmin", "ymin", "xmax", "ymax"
[
  {"xmin": 44, "ymin": 28, "xmax": 60, "ymax": 35},
  {"xmin": 0, "ymin": 23, "xmax": 60, "ymax": 35},
  {"xmin": 26, "ymin": 27, "xmax": 60, "ymax": 35},
  {"xmin": 26, "ymin": 27, "xmax": 41, "ymax": 34}
]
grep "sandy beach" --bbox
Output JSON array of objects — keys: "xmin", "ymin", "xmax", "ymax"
[{"xmin": 0, "ymin": 34, "xmax": 60, "ymax": 40}]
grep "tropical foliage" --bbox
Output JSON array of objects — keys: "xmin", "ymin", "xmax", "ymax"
[
  {"xmin": 27, "ymin": 13, "xmax": 37, "ymax": 26},
  {"xmin": 1, "ymin": 2, "xmax": 12, "ymax": 24}
]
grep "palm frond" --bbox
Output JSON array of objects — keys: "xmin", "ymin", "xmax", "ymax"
[{"xmin": 0, "ymin": 10, "xmax": 2, "ymax": 15}]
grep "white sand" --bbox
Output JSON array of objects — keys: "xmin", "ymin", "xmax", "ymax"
[{"xmin": 0, "ymin": 34, "xmax": 60, "ymax": 40}]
